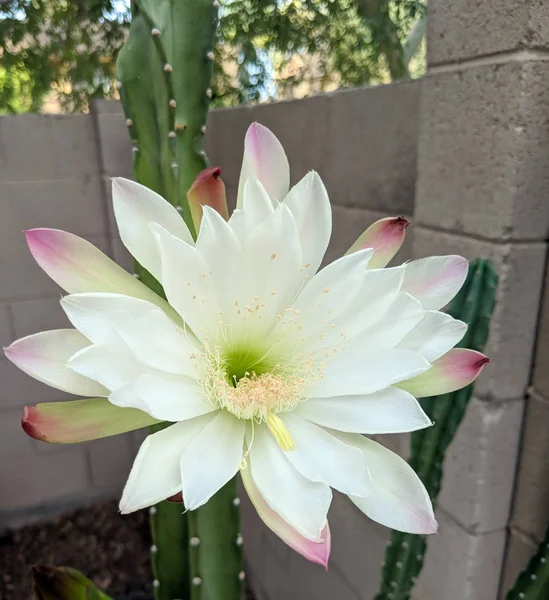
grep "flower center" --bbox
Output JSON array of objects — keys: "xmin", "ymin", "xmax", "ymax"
[{"xmin": 200, "ymin": 343, "xmax": 316, "ymax": 451}]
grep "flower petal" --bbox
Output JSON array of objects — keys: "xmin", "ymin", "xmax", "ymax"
[
  {"xmin": 180, "ymin": 411, "xmax": 245, "ymax": 510},
  {"xmin": 112, "ymin": 178, "xmax": 193, "ymax": 281},
  {"xmin": 188, "ymin": 167, "xmax": 229, "ymax": 232},
  {"xmin": 4, "ymin": 329, "xmax": 108, "ymax": 396},
  {"xmin": 402, "ymin": 255, "xmax": 468, "ymax": 310},
  {"xmin": 240, "ymin": 465, "xmax": 331, "ymax": 568},
  {"xmin": 120, "ymin": 413, "xmax": 216, "ymax": 513},
  {"xmin": 398, "ymin": 310, "xmax": 467, "ymax": 362},
  {"xmin": 69, "ymin": 341, "xmax": 146, "ymax": 392},
  {"xmin": 396, "ymin": 348, "xmax": 489, "ymax": 397},
  {"xmin": 314, "ymin": 348, "xmax": 430, "ymax": 398},
  {"xmin": 296, "ymin": 387, "xmax": 432, "ymax": 434},
  {"xmin": 237, "ymin": 123, "xmax": 290, "ymax": 208},
  {"xmin": 346, "ymin": 216, "xmax": 409, "ymax": 269},
  {"xmin": 110, "ymin": 373, "xmax": 216, "ymax": 422},
  {"xmin": 22, "ymin": 398, "xmax": 161, "ymax": 444},
  {"xmin": 283, "ymin": 171, "xmax": 332, "ymax": 276},
  {"xmin": 280, "ymin": 413, "xmax": 370, "ymax": 496},
  {"xmin": 249, "ymin": 425, "xmax": 332, "ymax": 542},
  {"xmin": 152, "ymin": 223, "xmax": 219, "ymax": 341},
  {"xmin": 344, "ymin": 434, "xmax": 437, "ymax": 534},
  {"xmin": 25, "ymin": 228, "xmax": 172, "ymax": 313},
  {"xmin": 61, "ymin": 293, "xmax": 200, "ymax": 378}
]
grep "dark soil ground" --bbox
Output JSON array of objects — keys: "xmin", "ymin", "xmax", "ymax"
[{"xmin": 0, "ymin": 500, "xmax": 255, "ymax": 600}]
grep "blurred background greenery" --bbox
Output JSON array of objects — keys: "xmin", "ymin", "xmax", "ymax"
[{"xmin": 0, "ymin": 0, "xmax": 426, "ymax": 114}]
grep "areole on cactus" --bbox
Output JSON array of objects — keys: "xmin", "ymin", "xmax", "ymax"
[{"xmin": 5, "ymin": 123, "xmax": 489, "ymax": 570}]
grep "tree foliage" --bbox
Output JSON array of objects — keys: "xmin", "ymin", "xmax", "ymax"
[{"xmin": 0, "ymin": 0, "xmax": 425, "ymax": 113}]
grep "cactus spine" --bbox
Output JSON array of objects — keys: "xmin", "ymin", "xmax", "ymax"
[
  {"xmin": 375, "ymin": 258, "xmax": 498, "ymax": 600},
  {"xmin": 116, "ymin": 3, "xmax": 244, "ymax": 600},
  {"xmin": 506, "ymin": 524, "xmax": 549, "ymax": 600}
]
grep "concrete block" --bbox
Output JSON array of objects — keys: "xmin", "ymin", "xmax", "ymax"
[
  {"xmin": 95, "ymin": 113, "xmax": 132, "ymax": 177},
  {"xmin": 87, "ymin": 433, "xmax": 134, "ymax": 491},
  {"xmin": 438, "ymin": 397, "xmax": 524, "ymax": 533},
  {"xmin": 0, "ymin": 355, "xmax": 72, "ymax": 408},
  {"xmin": 10, "ymin": 297, "xmax": 70, "ymax": 339},
  {"xmin": 0, "ymin": 115, "xmax": 57, "ymax": 182},
  {"xmin": 500, "ymin": 528, "xmax": 539, "ymax": 595},
  {"xmin": 428, "ymin": 0, "xmax": 549, "ymax": 65},
  {"xmin": 508, "ymin": 392, "xmax": 549, "ymax": 541},
  {"xmin": 0, "ymin": 236, "xmax": 112, "ymax": 302},
  {"xmin": 0, "ymin": 178, "xmax": 107, "ymax": 245},
  {"xmin": 0, "ymin": 407, "xmax": 36, "ymax": 457},
  {"xmin": 412, "ymin": 227, "xmax": 546, "ymax": 402},
  {"xmin": 413, "ymin": 509, "xmax": 506, "ymax": 600},
  {"xmin": 326, "ymin": 204, "xmax": 413, "ymax": 266},
  {"xmin": 323, "ymin": 81, "xmax": 419, "ymax": 215},
  {"xmin": 532, "ymin": 262, "xmax": 549, "ymax": 398},
  {"xmin": 416, "ymin": 62, "xmax": 549, "ymax": 241},
  {"xmin": 49, "ymin": 114, "xmax": 101, "ymax": 178},
  {"xmin": 0, "ymin": 447, "xmax": 90, "ymax": 512},
  {"xmin": 328, "ymin": 493, "xmax": 389, "ymax": 599},
  {"xmin": 0, "ymin": 304, "xmax": 13, "ymax": 357},
  {"xmin": 90, "ymin": 99, "xmax": 124, "ymax": 115}
]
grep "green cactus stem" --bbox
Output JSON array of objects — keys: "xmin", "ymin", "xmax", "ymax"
[
  {"xmin": 375, "ymin": 258, "xmax": 498, "ymax": 600},
  {"xmin": 506, "ymin": 524, "xmax": 549, "ymax": 600}
]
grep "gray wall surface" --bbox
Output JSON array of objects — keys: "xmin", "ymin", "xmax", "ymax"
[{"xmin": 2, "ymin": 2, "xmax": 549, "ymax": 596}]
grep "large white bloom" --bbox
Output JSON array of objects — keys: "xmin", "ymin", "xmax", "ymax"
[{"xmin": 6, "ymin": 123, "xmax": 488, "ymax": 567}]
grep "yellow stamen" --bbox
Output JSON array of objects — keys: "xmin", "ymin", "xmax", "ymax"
[{"xmin": 267, "ymin": 411, "xmax": 295, "ymax": 452}]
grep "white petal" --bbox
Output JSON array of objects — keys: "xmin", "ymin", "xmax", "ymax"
[
  {"xmin": 336, "ymin": 292, "xmax": 424, "ymax": 356},
  {"xmin": 152, "ymin": 223, "xmax": 219, "ymax": 342},
  {"xmin": 112, "ymin": 178, "xmax": 193, "ymax": 281},
  {"xmin": 61, "ymin": 293, "xmax": 201, "ymax": 378},
  {"xmin": 4, "ymin": 329, "xmax": 108, "ymax": 397},
  {"xmin": 237, "ymin": 123, "xmax": 290, "ymax": 208},
  {"xmin": 243, "ymin": 203, "xmax": 304, "ymax": 328},
  {"xmin": 399, "ymin": 311, "xmax": 467, "ymax": 361},
  {"xmin": 110, "ymin": 373, "xmax": 215, "ymax": 422},
  {"xmin": 120, "ymin": 414, "xmax": 216, "ymax": 514},
  {"xmin": 280, "ymin": 413, "xmax": 370, "ymax": 496},
  {"xmin": 402, "ymin": 255, "xmax": 468, "ymax": 310},
  {"xmin": 296, "ymin": 387, "xmax": 432, "ymax": 434},
  {"xmin": 240, "ymin": 177, "xmax": 275, "ymax": 236},
  {"xmin": 313, "ymin": 348, "xmax": 430, "ymax": 398},
  {"xmin": 69, "ymin": 341, "xmax": 145, "ymax": 392},
  {"xmin": 289, "ymin": 249, "xmax": 373, "ymax": 350},
  {"xmin": 283, "ymin": 172, "xmax": 332, "ymax": 275},
  {"xmin": 344, "ymin": 434, "xmax": 437, "ymax": 534},
  {"xmin": 181, "ymin": 411, "xmax": 245, "ymax": 510},
  {"xmin": 196, "ymin": 206, "xmax": 252, "ymax": 319},
  {"xmin": 249, "ymin": 425, "xmax": 332, "ymax": 541}
]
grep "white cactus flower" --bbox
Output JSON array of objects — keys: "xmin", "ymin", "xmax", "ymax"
[{"xmin": 6, "ymin": 123, "xmax": 488, "ymax": 567}]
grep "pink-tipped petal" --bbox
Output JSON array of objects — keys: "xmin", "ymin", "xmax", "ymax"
[
  {"xmin": 22, "ymin": 398, "xmax": 161, "ymax": 444},
  {"xmin": 241, "ymin": 465, "xmax": 331, "ymax": 568},
  {"xmin": 396, "ymin": 348, "xmax": 489, "ymax": 398},
  {"xmin": 346, "ymin": 216, "xmax": 409, "ymax": 269},
  {"xmin": 237, "ymin": 123, "xmax": 290, "ymax": 209},
  {"xmin": 188, "ymin": 167, "xmax": 229, "ymax": 232},
  {"xmin": 402, "ymin": 255, "xmax": 469, "ymax": 310},
  {"xmin": 25, "ymin": 228, "xmax": 172, "ymax": 315},
  {"xmin": 4, "ymin": 329, "xmax": 108, "ymax": 396}
]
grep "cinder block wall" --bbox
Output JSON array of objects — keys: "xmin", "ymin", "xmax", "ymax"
[{"xmin": 409, "ymin": 2, "xmax": 549, "ymax": 600}]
